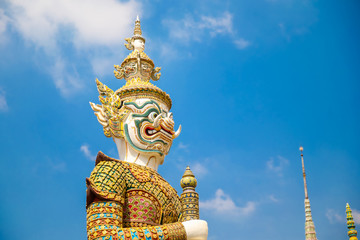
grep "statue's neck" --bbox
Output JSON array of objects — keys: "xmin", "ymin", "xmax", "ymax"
[{"xmin": 113, "ymin": 138, "xmax": 161, "ymax": 171}]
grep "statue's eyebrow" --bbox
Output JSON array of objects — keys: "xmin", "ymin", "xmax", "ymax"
[
  {"xmin": 132, "ymin": 107, "xmax": 160, "ymax": 118},
  {"xmin": 124, "ymin": 100, "xmax": 160, "ymax": 110}
]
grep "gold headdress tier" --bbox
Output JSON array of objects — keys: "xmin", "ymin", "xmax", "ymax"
[
  {"xmin": 132, "ymin": 15, "xmax": 145, "ymax": 42},
  {"xmin": 112, "ymin": 16, "xmax": 171, "ymax": 109}
]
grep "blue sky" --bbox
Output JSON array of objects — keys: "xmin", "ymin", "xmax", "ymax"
[{"xmin": 0, "ymin": 0, "xmax": 359, "ymax": 239}]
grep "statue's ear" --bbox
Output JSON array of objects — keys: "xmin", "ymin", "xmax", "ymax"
[
  {"xmin": 89, "ymin": 101, "xmax": 111, "ymax": 137},
  {"xmin": 96, "ymin": 79, "xmax": 115, "ymax": 106}
]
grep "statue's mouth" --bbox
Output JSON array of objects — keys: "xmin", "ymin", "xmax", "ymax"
[{"xmin": 145, "ymin": 126, "xmax": 173, "ymax": 138}]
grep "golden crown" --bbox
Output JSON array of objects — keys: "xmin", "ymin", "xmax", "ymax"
[{"xmin": 112, "ymin": 16, "xmax": 172, "ymax": 109}]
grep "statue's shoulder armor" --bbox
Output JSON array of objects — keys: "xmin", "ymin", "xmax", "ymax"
[{"xmin": 86, "ymin": 152, "xmax": 128, "ymax": 205}]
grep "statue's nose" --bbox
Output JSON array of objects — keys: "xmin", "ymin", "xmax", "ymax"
[{"xmin": 162, "ymin": 116, "xmax": 175, "ymax": 130}]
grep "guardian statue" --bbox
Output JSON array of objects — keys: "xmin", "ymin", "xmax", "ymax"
[{"xmin": 86, "ymin": 16, "xmax": 208, "ymax": 240}]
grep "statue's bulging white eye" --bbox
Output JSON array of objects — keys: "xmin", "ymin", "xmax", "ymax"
[{"xmin": 149, "ymin": 112, "xmax": 158, "ymax": 121}]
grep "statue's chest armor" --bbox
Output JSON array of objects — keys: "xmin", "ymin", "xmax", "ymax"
[{"xmin": 123, "ymin": 164, "xmax": 182, "ymax": 227}]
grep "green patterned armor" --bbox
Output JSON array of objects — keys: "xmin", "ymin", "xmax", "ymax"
[{"xmin": 86, "ymin": 152, "xmax": 186, "ymax": 240}]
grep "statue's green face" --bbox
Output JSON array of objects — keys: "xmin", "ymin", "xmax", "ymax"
[{"xmin": 123, "ymin": 99, "xmax": 181, "ymax": 157}]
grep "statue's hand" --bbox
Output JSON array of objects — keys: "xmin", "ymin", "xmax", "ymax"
[{"xmin": 182, "ymin": 219, "xmax": 208, "ymax": 240}]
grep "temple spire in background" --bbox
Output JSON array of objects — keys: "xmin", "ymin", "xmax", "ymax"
[
  {"xmin": 347, "ymin": 203, "xmax": 358, "ymax": 240},
  {"xmin": 300, "ymin": 146, "xmax": 317, "ymax": 240}
]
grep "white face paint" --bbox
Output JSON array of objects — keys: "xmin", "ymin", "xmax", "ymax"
[
  {"xmin": 122, "ymin": 98, "xmax": 174, "ymax": 157},
  {"xmin": 133, "ymin": 39, "xmax": 145, "ymax": 52},
  {"xmin": 113, "ymin": 98, "xmax": 181, "ymax": 170}
]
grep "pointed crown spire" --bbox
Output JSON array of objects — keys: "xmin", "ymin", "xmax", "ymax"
[
  {"xmin": 347, "ymin": 203, "xmax": 358, "ymax": 240},
  {"xmin": 132, "ymin": 15, "xmax": 145, "ymax": 42},
  {"xmin": 300, "ymin": 147, "xmax": 317, "ymax": 240}
]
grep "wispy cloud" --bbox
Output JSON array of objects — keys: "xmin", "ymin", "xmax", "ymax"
[
  {"xmin": 50, "ymin": 57, "xmax": 84, "ymax": 97},
  {"xmin": 2, "ymin": 0, "xmax": 142, "ymax": 96},
  {"xmin": 0, "ymin": 88, "xmax": 9, "ymax": 112},
  {"xmin": 191, "ymin": 162, "xmax": 208, "ymax": 178},
  {"xmin": 278, "ymin": 23, "xmax": 290, "ymax": 42},
  {"xmin": 200, "ymin": 189, "xmax": 256, "ymax": 216},
  {"xmin": 234, "ymin": 38, "xmax": 251, "ymax": 50},
  {"xmin": 268, "ymin": 194, "xmax": 280, "ymax": 203},
  {"xmin": 326, "ymin": 209, "xmax": 344, "ymax": 224},
  {"xmin": 49, "ymin": 160, "xmax": 67, "ymax": 172},
  {"xmin": 178, "ymin": 142, "xmax": 189, "ymax": 151},
  {"xmin": 353, "ymin": 209, "xmax": 360, "ymax": 225},
  {"xmin": 164, "ymin": 12, "xmax": 233, "ymax": 43},
  {"xmin": 0, "ymin": 9, "xmax": 9, "ymax": 43},
  {"xmin": 80, "ymin": 144, "xmax": 96, "ymax": 161},
  {"xmin": 163, "ymin": 11, "xmax": 250, "ymax": 51},
  {"xmin": 201, "ymin": 13, "xmax": 233, "ymax": 37},
  {"xmin": 266, "ymin": 155, "xmax": 289, "ymax": 176}
]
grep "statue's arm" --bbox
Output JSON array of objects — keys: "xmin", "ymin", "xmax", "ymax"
[{"xmin": 86, "ymin": 161, "xmax": 187, "ymax": 240}]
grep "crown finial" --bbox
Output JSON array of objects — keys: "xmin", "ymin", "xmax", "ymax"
[
  {"xmin": 124, "ymin": 16, "xmax": 146, "ymax": 51},
  {"xmin": 134, "ymin": 15, "xmax": 142, "ymax": 37}
]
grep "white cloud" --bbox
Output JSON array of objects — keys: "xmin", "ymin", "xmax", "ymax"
[
  {"xmin": 163, "ymin": 12, "xmax": 251, "ymax": 53},
  {"xmin": 268, "ymin": 194, "xmax": 280, "ymax": 203},
  {"xmin": 191, "ymin": 162, "xmax": 208, "ymax": 177},
  {"xmin": 326, "ymin": 209, "xmax": 344, "ymax": 224},
  {"xmin": 266, "ymin": 155, "xmax": 289, "ymax": 176},
  {"xmin": 353, "ymin": 209, "xmax": 360, "ymax": 225},
  {"xmin": 0, "ymin": 9, "xmax": 9, "ymax": 40},
  {"xmin": 0, "ymin": 88, "xmax": 8, "ymax": 112},
  {"xmin": 200, "ymin": 189, "xmax": 256, "ymax": 216},
  {"xmin": 0, "ymin": 9, "xmax": 7, "ymax": 30},
  {"xmin": 3, "ymin": 0, "xmax": 142, "ymax": 96},
  {"xmin": 80, "ymin": 144, "xmax": 96, "ymax": 161},
  {"xmin": 90, "ymin": 57, "xmax": 118, "ymax": 78},
  {"xmin": 50, "ymin": 57, "xmax": 84, "ymax": 97},
  {"xmin": 278, "ymin": 23, "xmax": 290, "ymax": 41},
  {"xmin": 8, "ymin": 0, "xmax": 141, "ymax": 50},
  {"xmin": 49, "ymin": 160, "xmax": 67, "ymax": 172},
  {"xmin": 200, "ymin": 13, "xmax": 233, "ymax": 37},
  {"xmin": 234, "ymin": 38, "xmax": 251, "ymax": 50},
  {"xmin": 160, "ymin": 43, "xmax": 179, "ymax": 59},
  {"xmin": 178, "ymin": 142, "xmax": 189, "ymax": 150},
  {"xmin": 164, "ymin": 12, "xmax": 233, "ymax": 43}
]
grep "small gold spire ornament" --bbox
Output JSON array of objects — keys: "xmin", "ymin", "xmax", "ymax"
[
  {"xmin": 347, "ymin": 203, "xmax": 358, "ymax": 240},
  {"xmin": 180, "ymin": 166, "xmax": 200, "ymax": 221}
]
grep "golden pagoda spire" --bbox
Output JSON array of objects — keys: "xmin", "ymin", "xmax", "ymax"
[
  {"xmin": 347, "ymin": 203, "xmax": 358, "ymax": 240},
  {"xmin": 180, "ymin": 166, "xmax": 200, "ymax": 221},
  {"xmin": 300, "ymin": 146, "xmax": 317, "ymax": 240}
]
